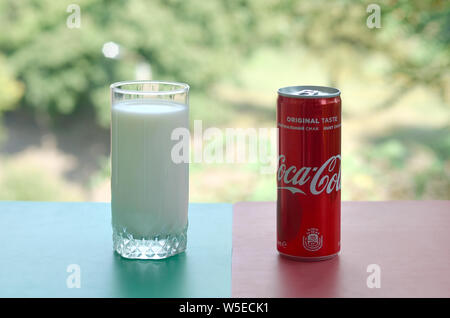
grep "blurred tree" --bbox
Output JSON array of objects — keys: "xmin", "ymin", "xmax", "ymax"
[
  {"xmin": 277, "ymin": 0, "xmax": 450, "ymax": 108},
  {"xmin": 0, "ymin": 0, "xmax": 448, "ymax": 202},
  {"xmin": 0, "ymin": 0, "xmax": 286, "ymax": 127},
  {"xmin": 0, "ymin": 55, "xmax": 23, "ymax": 113},
  {"xmin": 0, "ymin": 54, "xmax": 23, "ymax": 142},
  {"xmin": 0, "ymin": 0, "xmax": 448, "ymax": 126}
]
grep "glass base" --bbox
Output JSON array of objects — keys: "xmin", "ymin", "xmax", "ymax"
[{"xmin": 113, "ymin": 225, "xmax": 187, "ymax": 260}]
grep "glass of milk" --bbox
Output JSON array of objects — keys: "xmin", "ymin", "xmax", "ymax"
[{"xmin": 110, "ymin": 81, "xmax": 189, "ymax": 259}]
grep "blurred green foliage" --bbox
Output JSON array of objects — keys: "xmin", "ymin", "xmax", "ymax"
[
  {"xmin": 0, "ymin": 56, "xmax": 23, "ymax": 113},
  {"xmin": 0, "ymin": 0, "xmax": 292, "ymax": 126},
  {"xmin": 0, "ymin": 0, "xmax": 448, "ymax": 202},
  {"xmin": 1, "ymin": 0, "xmax": 448, "ymax": 126}
]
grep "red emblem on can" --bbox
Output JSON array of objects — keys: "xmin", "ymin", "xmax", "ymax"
[{"xmin": 277, "ymin": 86, "xmax": 341, "ymax": 261}]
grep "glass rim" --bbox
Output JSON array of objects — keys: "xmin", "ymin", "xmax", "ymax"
[{"xmin": 110, "ymin": 80, "xmax": 189, "ymax": 96}]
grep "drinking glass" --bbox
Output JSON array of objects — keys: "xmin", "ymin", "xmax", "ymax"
[{"xmin": 110, "ymin": 80, "xmax": 189, "ymax": 259}]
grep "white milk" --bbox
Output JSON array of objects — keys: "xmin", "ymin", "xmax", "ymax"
[{"xmin": 111, "ymin": 99, "xmax": 188, "ymax": 238}]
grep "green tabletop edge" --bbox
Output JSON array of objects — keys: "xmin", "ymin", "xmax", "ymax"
[{"xmin": 0, "ymin": 201, "xmax": 232, "ymax": 298}]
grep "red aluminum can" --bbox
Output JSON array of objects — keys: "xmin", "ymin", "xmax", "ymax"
[{"xmin": 277, "ymin": 86, "xmax": 341, "ymax": 261}]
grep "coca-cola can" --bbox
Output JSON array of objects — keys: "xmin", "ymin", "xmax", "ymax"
[{"xmin": 277, "ymin": 85, "xmax": 341, "ymax": 261}]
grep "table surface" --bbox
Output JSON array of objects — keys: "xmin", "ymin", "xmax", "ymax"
[
  {"xmin": 0, "ymin": 202, "xmax": 232, "ymax": 297},
  {"xmin": 232, "ymin": 201, "xmax": 450, "ymax": 297},
  {"xmin": 1, "ymin": 200, "xmax": 449, "ymax": 298}
]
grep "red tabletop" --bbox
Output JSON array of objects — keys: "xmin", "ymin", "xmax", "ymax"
[{"xmin": 232, "ymin": 201, "xmax": 450, "ymax": 297}]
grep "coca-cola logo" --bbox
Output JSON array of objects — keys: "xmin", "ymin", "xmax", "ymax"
[{"xmin": 277, "ymin": 154, "xmax": 341, "ymax": 195}]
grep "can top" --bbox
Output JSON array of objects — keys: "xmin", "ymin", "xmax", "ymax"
[{"xmin": 278, "ymin": 85, "xmax": 340, "ymax": 99}]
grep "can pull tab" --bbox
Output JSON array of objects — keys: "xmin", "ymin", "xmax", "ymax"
[{"xmin": 296, "ymin": 89, "xmax": 320, "ymax": 96}]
